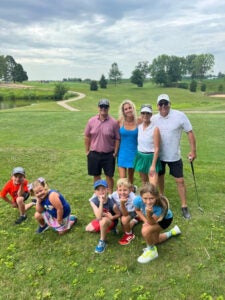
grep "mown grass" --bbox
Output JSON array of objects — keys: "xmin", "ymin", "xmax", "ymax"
[{"xmin": 0, "ymin": 82, "xmax": 225, "ymax": 299}]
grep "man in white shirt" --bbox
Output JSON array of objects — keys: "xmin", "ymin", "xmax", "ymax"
[{"xmin": 151, "ymin": 94, "xmax": 197, "ymax": 219}]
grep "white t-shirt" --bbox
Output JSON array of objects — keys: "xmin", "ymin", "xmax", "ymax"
[
  {"xmin": 137, "ymin": 123, "xmax": 156, "ymax": 152},
  {"xmin": 111, "ymin": 191, "xmax": 136, "ymax": 212},
  {"xmin": 151, "ymin": 109, "xmax": 192, "ymax": 161}
]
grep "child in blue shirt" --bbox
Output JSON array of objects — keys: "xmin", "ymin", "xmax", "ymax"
[
  {"xmin": 86, "ymin": 179, "xmax": 121, "ymax": 253},
  {"xmin": 134, "ymin": 184, "xmax": 181, "ymax": 264}
]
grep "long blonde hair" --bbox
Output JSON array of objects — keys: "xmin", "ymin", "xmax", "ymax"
[
  {"xmin": 140, "ymin": 184, "xmax": 169, "ymax": 222},
  {"xmin": 118, "ymin": 99, "xmax": 137, "ymax": 124}
]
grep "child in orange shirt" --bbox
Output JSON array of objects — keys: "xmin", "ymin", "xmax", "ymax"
[{"xmin": 0, "ymin": 167, "xmax": 35, "ymax": 224}]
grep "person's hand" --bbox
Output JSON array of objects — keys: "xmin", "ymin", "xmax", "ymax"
[
  {"xmin": 98, "ymin": 195, "xmax": 105, "ymax": 204},
  {"xmin": 120, "ymin": 197, "xmax": 128, "ymax": 204},
  {"xmin": 188, "ymin": 152, "xmax": 196, "ymax": 162},
  {"xmin": 149, "ymin": 166, "xmax": 156, "ymax": 177},
  {"xmin": 146, "ymin": 205, "xmax": 153, "ymax": 215},
  {"xmin": 104, "ymin": 211, "xmax": 113, "ymax": 220}
]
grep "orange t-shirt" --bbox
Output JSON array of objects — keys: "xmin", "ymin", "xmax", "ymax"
[{"xmin": 0, "ymin": 179, "xmax": 29, "ymax": 202}]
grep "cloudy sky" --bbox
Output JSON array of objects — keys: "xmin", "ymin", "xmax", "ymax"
[{"xmin": 0, "ymin": 0, "xmax": 224, "ymax": 80}]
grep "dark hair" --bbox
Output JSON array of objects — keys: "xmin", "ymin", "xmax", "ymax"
[{"xmin": 140, "ymin": 184, "xmax": 169, "ymax": 221}]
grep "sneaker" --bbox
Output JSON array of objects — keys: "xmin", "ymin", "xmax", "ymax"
[
  {"xmin": 36, "ymin": 223, "xmax": 49, "ymax": 233},
  {"xmin": 181, "ymin": 207, "xmax": 191, "ymax": 219},
  {"xmin": 137, "ymin": 246, "xmax": 158, "ymax": 263},
  {"xmin": 171, "ymin": 225, "xmax": 181, "ymax": 236},
  {"xmin": 133, "ymin": 185, "xmax": 138, "ymax": 193},
  {"xmin": 119, "ymin": 233, "xmax": 135, "ymax": 245},
  {"xmin": 14, "ymin": 215, "xmax": 27, "ymax": 225},
  {"xmin": 95, "ymin": 240, "xmax": 106, "ymax": 253},
  {"xmin": 32, "ymin": 198, "xmax": 37, "ymax": 204},
  {"xmin": 69, "ymin": 215, "xmax": 77, "ymax": 227}
]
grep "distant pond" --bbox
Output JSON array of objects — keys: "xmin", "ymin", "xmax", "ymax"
[{"xmin": 0, "ymin": 99, "xmax": 46, "ymax": 110}]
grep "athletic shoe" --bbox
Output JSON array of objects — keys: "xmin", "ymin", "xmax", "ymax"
[
  {"xmin": 69, "ymin": 215, "xmax": 78, "ymax": 227},
  {"xmin": 181, "ymin": 207, "xmax": 191, "ymax": 219},
  {"xmin": 171, "ymin": 225, "xmax": 181, "ymax": 236},
  {"xmin": 133, "ymin": 185, "xmax": 138, "ymax": 193},
  {"xmin": 95, "ymin": 240, "xmax": 106, "ymax": 253},
  {"xmin": 14, "ymin": 215, "xmax": 27, "ymax": 225},
  {"xmin": 36, "ymin": 224, "xmax": 49, "ymax": 233},
  {"xmin": 137, "ymin": 246, "xmax": 158, "ymax": 263},
  {"xmin": 118, "ymin": 233, "xmax": 135, "ymax": 245}
]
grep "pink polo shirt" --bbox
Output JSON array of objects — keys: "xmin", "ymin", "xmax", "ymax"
[{"xmin": 85, "ymin": 114, "xmax": 120, "ymax": 153}]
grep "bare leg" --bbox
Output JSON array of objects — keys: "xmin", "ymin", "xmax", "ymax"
[
  {"xmin": 34, "ymin": 211, "xmax": 45, "ymax": 226},
  {"xmin": 93, "ymin": 175, "xmax": 101, "ymax": 183},
  {"xmin": 25, "ymin": 202, "xmax": 35, "ymax": 211},
  {"xmin": 175, "ymin": 177, "xmax": 188, "ymax": 207},
  {"xmin": 139, "ymin": 172, "xmax": 149, "ymax": 186},
  {"xmin": 16, "ymin": 197, "xmax": 26, "ymax": 215},
  {"xmin": 158, "ymin": 174, "xmax": 165, "ymax": 195},
  {"xmin": 127, "ymin": 168, "xmax": 135, "ymax": 184},
  {"xmin": 118, "ymin": 167, "xmax": 127, "ymax": 178},
  {"xmin": 105, "ymin": 176, "xmax": 114, "ymax": 194}
]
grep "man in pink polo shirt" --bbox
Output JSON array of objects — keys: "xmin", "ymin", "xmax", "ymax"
[{"xmin": 84, "ymin": 99, "xmax": 120, "ymax": 194}]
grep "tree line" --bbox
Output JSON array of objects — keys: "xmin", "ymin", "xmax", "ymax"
[{"xmin": 0, "ymin": 55, "xmax": 28, "ymax": 82}]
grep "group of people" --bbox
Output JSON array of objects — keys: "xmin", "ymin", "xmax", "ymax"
[
  {"xmin": 84, "ymin": 94, "xmax": 197, "ymax": 219},
  {"xmin": 0, "ymin": 93, "xmax": 197, "ymax": 264},
  {"xmin": 84, "ymin": 94, "xmax": 197, "ymax": 262},
  {"xmin": 0, "ymin": 167, "xmax": 77, "ymax": 234}
]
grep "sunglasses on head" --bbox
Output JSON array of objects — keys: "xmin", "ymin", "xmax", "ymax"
[
  {"xmin": 158, "ymin": 100, "xmax": 169, "ymax": 107},
  {"xmin": 141, "ymin": 104, "xmax": 152, "ymax": 110},
  {"xmin": 99, "ymin": 105, "xmax": 109, "ymax": 109}
]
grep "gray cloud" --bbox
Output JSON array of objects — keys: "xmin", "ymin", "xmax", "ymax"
[{"xmin": 0, "ymin": 0, "xmax": 224, "ymax": 80}]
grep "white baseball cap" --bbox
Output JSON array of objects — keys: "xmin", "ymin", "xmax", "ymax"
[{"xmin": 157, "ymin": 94, "xmax": 170, "ymax": 104}]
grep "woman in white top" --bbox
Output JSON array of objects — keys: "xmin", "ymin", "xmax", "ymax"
[{"xmin": 133, "ymin": 104, "xmax": 162, "ymax": 186}]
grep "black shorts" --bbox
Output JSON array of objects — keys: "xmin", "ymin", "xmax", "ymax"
[
  {"xmin": 159, "ymin": 159, "xmax": 183, "ymax": 178},
  {"xmin": 23, "ymin": 192, "xmax": 30, "ymax": 201},
  {"xmin": 158, "ymin": 217, "xmax": 173, "ymax": 229},
  {"xmin": 87, "ymin": 151, "xmax": 115, "ymax": 177}
]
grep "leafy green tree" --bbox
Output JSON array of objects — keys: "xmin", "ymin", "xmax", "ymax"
[
  {"xmin": 135, "ymin": 61, "xmax": 149, "ymax": 79},
  {"xmin": 130, "ymin": 69, "xmax": 144, "ymax": 87},
  {"xmin": 190, "ymin": 80, "xmax": 197, "ymax": 92},
  {"xmin": 12, "ymin": 64, "xmax": 28, "ymax": 82},
  {"xmin": 0, "ymin": 55, "xmax": 7, "ymax": 80},
  {"xmin": 90, "ymin": 80, "xmax": 98, "ymax": 91},
  {"xmin": 200, "ymin": 83, "xmax": 206, "ymax": 92},
  {"xmin": 186, "ymin": 54, "xmax": 214, "ymax": 79},
  {"xmin": 5, "ymin": 55, "xmax": 17, "ymax": 82},
  {"xmin": 54, "ymin": 83, "xmax": 68, "ymax": 100},
  {"xmin": 99, "ymin": 74, "xmax": 107, "ymax": 88},
  {"xmin": 108, "ymin": 62, "xmax": 122, "ymax": 85}
]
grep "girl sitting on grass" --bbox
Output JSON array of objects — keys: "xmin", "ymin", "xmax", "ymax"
[
  {"xmin": 134, "ymin": 184, "xmax": 181, "ymax": 264},
  {"xmin": 32, "ymin": 178, "xmax": 77, "ymax": 235}
]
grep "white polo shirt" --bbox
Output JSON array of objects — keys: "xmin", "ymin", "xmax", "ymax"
[{"xmin": 151, "ymin": 109, "xmax": 192, "ymax": 162}]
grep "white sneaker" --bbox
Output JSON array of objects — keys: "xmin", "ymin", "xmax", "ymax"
[
  {"xmin": 137, "ymin": 246, "xmax": 158, "ymax": 263},
  {"xmin": 171, "ymin": 225, "xmax": 181, "ymax": 236}
]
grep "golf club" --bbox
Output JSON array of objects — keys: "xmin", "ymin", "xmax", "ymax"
[{"xmin": 190, "ymin": 160, "xmax": 204, "ymax": 213}]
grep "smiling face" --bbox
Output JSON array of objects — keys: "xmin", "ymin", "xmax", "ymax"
[
  {"xmin": 157, "ymin": 100, "xmax": 170, "ymax": 117},
  {"xmin": 141, "ymin": 192, "xmax": 156, "ymax": 208},
  {"xmin": 123, "ymin": 103, "xmax": 134, "ymax": 118},
  {"xmin": 33, "ymin": 185, "xmax": 48, "ymax": 201},
  {"xmin": 12, "ymin": 174, "xmax": 25, "ymax": 185},
  {"xmin": 117, "ymin": 184, "xmax": 130, "ymax": 199}
]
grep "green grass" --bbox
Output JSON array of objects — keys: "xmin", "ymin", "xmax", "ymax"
[{"xmin": 0, "ymin": 82, "xmax": 225, "ymax": 299}]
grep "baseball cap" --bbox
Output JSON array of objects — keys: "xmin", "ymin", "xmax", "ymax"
[
  {"xmin": 94, "ymin": 179, "xmax": 108, "ymax": 189},
  {"xmin": 12, "ymin": 167, "xmax": 25, "ymax": 176},
  {"xmin": 98, "ymin": 99, "xmax": 110, "ymax": 106},
  {"xmin": 140, "ymin": 105, "xmax": 152, "ymax": 113},
  {"xmin": 157, "ymin": 94, "xmax": 170, "ymax": 104}
]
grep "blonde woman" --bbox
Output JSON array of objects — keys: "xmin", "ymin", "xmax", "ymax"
[{"xmin": 117, "ymin": 100, "xmax": 139, "ymax": 185}]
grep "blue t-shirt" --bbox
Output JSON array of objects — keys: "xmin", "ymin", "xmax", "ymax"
[
  {"xmin": 41, "ymin": 190, "xmax": 71, "ymax": 218},
  {"xmin": 133, "ymin": 195, "xmax": 173, "ymax": 219}
]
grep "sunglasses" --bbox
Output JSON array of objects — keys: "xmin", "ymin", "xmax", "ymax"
[
  {"xmin": 141, "ymin": 104, "xmax": 152, "ymax": 110},
  {"xmin": 99, "ymin": 105, "xmax": 109, "ymax": 109},
  {"xmin": 158, "ymin": 100, "xmax": 169, "ymax": 107}
]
